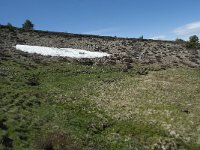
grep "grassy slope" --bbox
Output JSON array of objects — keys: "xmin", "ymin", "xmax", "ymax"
[{"xmin": 0, "ymin": 50, "xmax": 200, "ymax": 150}]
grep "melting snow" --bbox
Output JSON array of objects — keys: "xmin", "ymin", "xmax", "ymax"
[{"xmin": 15, "ymin": 45, "xmax": 110, "ymax": 58}]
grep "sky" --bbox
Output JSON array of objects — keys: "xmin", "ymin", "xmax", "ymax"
[{"xmin": 1, "ymin": 0, "xmax": 200, "ymax": 40}]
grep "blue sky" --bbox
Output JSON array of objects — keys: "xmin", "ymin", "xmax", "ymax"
[{"xmin": 1, "ymin": 0, "xmax": 200, "ymax": 40}]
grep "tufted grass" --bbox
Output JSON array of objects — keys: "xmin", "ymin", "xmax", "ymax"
[{"xmin": 0, "ymin": 51, "xmax": 200, "ymax": 149}]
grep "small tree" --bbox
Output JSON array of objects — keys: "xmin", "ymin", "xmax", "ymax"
[
  {"xmin": 139, "ymin": 35, "xmax": 144, "ymax": 39},
  {"xmin": 7, "ymin": 23, "xmax": 13, "ymax": 27},
  {"xmin": 186, "ymin": 35, "xmax": 199, "ymax": 48},
  {"xmin": 6, "ymin": 23, "xmax": 15, "ymax": 30},
  {"xmin": 22, "ymin": 19, "xmax": 34, "ymax": 30},
  {"xmin": 189, "ymin": 35, "xmax": 199, "ymax": 43}
]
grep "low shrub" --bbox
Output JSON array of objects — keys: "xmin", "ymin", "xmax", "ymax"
[
  {"xmin": 26, "ymin": 75, "xmax": 40, "ymax": 86},
  {"xmin": 35, "ymin": 131, "xmax": 83, "ymax": 150}
]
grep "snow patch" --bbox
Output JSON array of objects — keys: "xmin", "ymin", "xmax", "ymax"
[{"xmin": 15, "ymin": 45, "xmax": 110, "ymax": 58}]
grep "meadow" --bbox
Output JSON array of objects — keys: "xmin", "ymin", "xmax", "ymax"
[{"xmin": 0, "ymin": 49, "xmax": 200, "ymax": 149}]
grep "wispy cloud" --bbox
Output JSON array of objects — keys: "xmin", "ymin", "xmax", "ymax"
[
  {"xmin": 174, "ymin": 21, "xmax": 200, "ymax": 35},
  {"xmin": 149, "ymin": 35, "xmax": 166, "ymax": 40},
  {"xmin": 83, "ymin": 28, "xmax": 117, "ymax": 35},
  {"xmin": 149, "ymin": 21, "xmax": 200, "ymax": 41}
]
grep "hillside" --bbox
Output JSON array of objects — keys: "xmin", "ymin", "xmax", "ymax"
[
  {"xmin": 0, "ymin": 26, "xmax": 200, "ymax": 150},
  {"xmin": 1, "ymin": 25, "xmax": 200, "ymax": 68}
]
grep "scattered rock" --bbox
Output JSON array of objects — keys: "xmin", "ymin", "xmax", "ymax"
[
  {"xmin": 181, "ymin": 109, "xmax": 190, "ymax": 114},
  {"xmin": 1, "ymin": 25, "xmax": 200, "ymax": 68},
  {"xmin": 153, "ymin": 139, "xmax": 177, "ymax": 150}
]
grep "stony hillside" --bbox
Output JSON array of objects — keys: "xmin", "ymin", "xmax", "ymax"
[
  {"xmin": 0, "ymin": 25, "xmax": 200, "ymax": 67},
  {"xmin": 1, "ymin": 25, "xmax": 200, "ymax": 150}
]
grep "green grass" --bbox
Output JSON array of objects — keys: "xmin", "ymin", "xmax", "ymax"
[{"xmin": 0, "ymin": 51, "xmax": 200, "ymax": 149}]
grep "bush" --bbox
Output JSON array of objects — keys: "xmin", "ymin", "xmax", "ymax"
[
  {"xmin": 7, "ymin": 23, "xmax": 13, "ymax": 27},
  {"xmin": 35, "ymin": 131, "xmax": 82, "ymax": 150},
  {"xmin": 175, "ymin": 38, "xmax": 185, "ymax": 43},
  {"xmin": 186, "ymin": 35, "xmax": 199, "ymax": 48},
  {"xmin": 26, "ymin": 75, "xmax": 40, "ymax": 86},
  {"xmin": 135, "ymin": 66, "xmax": 149, "ymax": 75},
  {"xmin": 6, "ymin": 23, "xmax": 15, "ymax": 30},
  {"xmin": 22, "ymin": 19, "xmax": 34, "ymax": 30}
]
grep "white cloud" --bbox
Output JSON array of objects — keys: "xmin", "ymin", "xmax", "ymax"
[
  {"xmin": 83, "ymin": 28, "xmax": 117, "ymax": 35},
  {"xmin": 149, "ymin": 35, "xmax": 166, "ymax": 40},
  {"xmin": 174, "ymin": 21, "xmax": 200, "ymax": 35}
]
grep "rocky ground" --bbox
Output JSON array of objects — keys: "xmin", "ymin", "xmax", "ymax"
[{"xmin": 0, "ymin": 25, "xmax": 200, "ymax": 68}]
